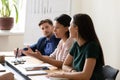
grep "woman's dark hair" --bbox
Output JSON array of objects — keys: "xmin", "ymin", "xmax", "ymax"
[
  {"xmin": 38, "ymin": 19, "xmax": 53, "ymax": 26},
  {"xmin": 55, "ymin": 14, "xmax": 71, "ymax": 38},
  {"xmin": 73, "ymin": 13, "xmax": 104, "ymax": 65}
]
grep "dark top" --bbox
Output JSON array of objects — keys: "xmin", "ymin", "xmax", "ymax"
[
  {"xmin": 23, "ymin": 35, "xmax": 60, "ymax": 56},
  {"xmin": 70, "ymin": 41, "xmax": 105, "ymax": 80}
]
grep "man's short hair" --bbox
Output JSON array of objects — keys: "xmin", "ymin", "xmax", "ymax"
[{"xmin": 38, "ymin": 19, "xmax": 53, "ymax": 26}]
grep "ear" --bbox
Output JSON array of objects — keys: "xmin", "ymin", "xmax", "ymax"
[
  {"xmin": 65, "ymin": 27, "xmax": 69, "ymax": 31},
  {"xmin": 75, "ymin": 26, "xmax": 78, "ymax": 32}
]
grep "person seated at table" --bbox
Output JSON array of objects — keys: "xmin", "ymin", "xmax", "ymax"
[
  {"xmin": 0, "ymin": 72, "xmax": 14, "ymax": 80},
  {"xmin": 22, "ymin": 14, "xmax": 74, "ymax": 68},
  {"xmin": 14, "ymin": 19, "xmax": 60, "ymax": 56},
  {"xmin": 47, "ymin": 13, "xmax": 105, "ymax": 80}
]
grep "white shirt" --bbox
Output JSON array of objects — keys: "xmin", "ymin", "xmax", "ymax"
[{"xmin": 50, "ymin": 37, "xmax": 74, "ymax": 61}]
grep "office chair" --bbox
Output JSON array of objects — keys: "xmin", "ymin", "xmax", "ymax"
[{"xmin": 102, "ymin": 65, "xmax": 119, "ymax": 80}]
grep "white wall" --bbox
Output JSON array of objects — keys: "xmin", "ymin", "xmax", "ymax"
[
  {"xmin": 24, "ymin": 0, "xmax": 71, "ymax": 45},
  {"xmin": 75, "ymin": 0, "xmax": 120, "ymax": 79},
  {"xmin": 0, "ymin": 35, "xmax": 24, "ymax": 51}
]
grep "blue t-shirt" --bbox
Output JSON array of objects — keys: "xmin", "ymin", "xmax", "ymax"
[{"xmin": 23, "ymin": 35, "xmax": 60, "ymax": 56}]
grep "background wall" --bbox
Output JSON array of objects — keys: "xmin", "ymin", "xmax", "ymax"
[
  {"xmin": 0, "ymin": 35, "xmax": 24, "ymax": 51},
  {"xmin": 0, "ymin": 0, "xmax": 120, "ymax": 79}
]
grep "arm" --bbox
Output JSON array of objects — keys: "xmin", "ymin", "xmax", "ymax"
[
  {"xmin": 21, "ymin": 37, "xmax": 45, "ymax": 56},
  {"xmin": 29, "ymin": 44, "xmax": 37, "ymax": 52},
  {"xmin": 22, "ymin": 46, "xmax": 63, "ymax": 68},
  {"xmin": 35, "ymin": 48, "xmax": 63, "ymax": 68},
  {"xmin": 13, "ymin": 43, "xmax": 37, "ymax": 57},
  {"xmin": 62, "ymin": 54, "xmax": 74, "ymax": 72},
  {"xmin": 64, "ymin": 58, "xmax": 96, "ymax": 80},
  {"xmin": 39, "ymin": 56, "xmax": 63, "ymax": 68},
  {"xmin": 48, "ymin": 58, "xmax": 96, "ymax": 80},
  {"xmin": 29, "ymin": 37, "xmax": 46, "ymax": 52}
]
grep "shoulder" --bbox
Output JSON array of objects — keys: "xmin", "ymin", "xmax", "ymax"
[
  {"xmin": 85, "ymin": 41, "xmax": 101, "ymax": 58},
  {"xmin": 56, "ymin": 40, "xmax": 63, "ymax": 46},
  {"xmin": 37, "ymin": 37, "xmax": 46, "ymax": 43},
  {"xmin": 51, "ymin": 35, "xmax": 60, "ymax": 41},
  {"xmin": 38, "ymin": 37, "xmax": 46, "ymax": 41},
  {"xmin": 65, "ymin": 38, "xmax": 75, "ymax": 51},
  {"xmin": 68, "ymin": 37, "xmax": 74, "ymax": 42},
  {"xmin": 70, "ymin": 41, "xmax": 79, "ymax": 49},
  {"xmin": 66, "ymin": 37, "xmax": 74, "ymax": 45},
  {"xmin": 86, "ymin": 41, "xmax": 99, "ymax": 49},
  {"xmin": 69, "ymin": 41, "xmax": 78, "ymax": 56}
]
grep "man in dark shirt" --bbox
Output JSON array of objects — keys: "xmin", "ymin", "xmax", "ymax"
[
  {"xmin": 29, "ymin": 19, "xmax": 60, "ymax": 55},
  {"xmin": 15, "ymin": 19, "xmax": 60, "ymax": 56}
]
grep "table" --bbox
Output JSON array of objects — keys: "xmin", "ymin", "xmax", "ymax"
[{"xmin": 4, "ymin": 53, "xmax": 63, "ymax": 80}]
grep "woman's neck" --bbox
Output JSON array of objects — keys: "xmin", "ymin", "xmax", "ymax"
[
  {"xmin": 62, "ymin": 36, "xmax": 68, "ymax": 43},
  {"xmin": 76, "ymin": 38, "xmax": 86, "ymax": 47}
]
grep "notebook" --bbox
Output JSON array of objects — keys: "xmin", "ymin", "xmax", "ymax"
[
  {"xmin": 22, "ymin": 70, "xmax": 47, "ymax": 76},
  {"xmin": 19, "ymin": 64, "xmax": 48, "ymax": 76},
  {"xmin": 22, "ymin": 63, "xmax": 52, "ymax": 71},
  {"xmin": 32, "ymin": 76, "xmax": 68, "ymax": 80},
  {"xmin": 31, "ymin": 76, "xmax": 50, "ymax": 80},
  {"xmin": 25, "ymin": 66, "xmax": 49, "ymax": 71}
]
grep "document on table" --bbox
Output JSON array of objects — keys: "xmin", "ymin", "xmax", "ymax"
[
  {"xmin": 30, "ymin": 75, "xmax": 50, "ymax": 80},
  {"xmin": 18, "ymin": 64, "xmax": 50, "ymax": 76},
  {"xmin": 31, "ymin": 76, "xmax": 69, "ymax": 80},
  {"xmin": 21, "ymin": 63, "xmax": 52, "ymax": 71},
  {"xmin": 18, "ymin": 66, "xmax": 48, "ymax": 76},
  {"xmin": 23, "ymin": 70, "xmax": 47, "ymax": 76}
]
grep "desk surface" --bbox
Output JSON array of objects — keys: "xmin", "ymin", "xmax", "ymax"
[{"xmin": 5, "ymin": 56, "xmax": 62, "ymax": 80}]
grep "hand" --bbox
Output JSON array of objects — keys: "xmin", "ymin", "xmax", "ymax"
[
  {"xmin": 0, "ymin": 72, "xmax": 14, "ymax": 80},
  {"xmin": 71, "ymin": 69, "xmax": 77, "ymax": 72},
  {"xmin": 14, "ymin": 48, "xmax": 22, "ymax": 57},
  {"xmin": 47, "ymin": 72, "xmax": 64, "ymax": 78},
  {"xmin": 22, "ymin": 46, "xmax": 43, "ymax": 59},
  {"xmin": 22, "ymin": 46, "xmax": 33, "ymax": 55}
]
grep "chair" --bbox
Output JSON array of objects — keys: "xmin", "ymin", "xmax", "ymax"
[{"xmin": 102, "ymin": 65, "xmax": 119, "ymax": 80}]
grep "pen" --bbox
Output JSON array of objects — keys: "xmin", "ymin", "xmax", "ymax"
[{"xmin": 15, "ymin": 48, "xmax": 19, "ymax": 59}]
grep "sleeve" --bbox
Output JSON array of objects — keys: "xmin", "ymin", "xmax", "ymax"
[
  {"xmin": 21, "ymin": 37, "xmax": 45, "ymax": 56},
  {"xmin": 29, "ymin": 44, "xmax": 37, "ymax": 52},
  {"xmin": 69, "ymin": 42, "xmax": 76, "ymax": 56},
  {"xmin": 30, "ymin": 37, "xmax": 46, "ymax": 52},
  {"xmin": 61, "ymin": 39, "xmax": 74, "ymax": 61},
  {"xmin": 85, "ymin": 42, "xmax": 100, "ymax": 59},
  {"xmin": 21, "ymin": 40, "xmax": 38, "ymax": 56}
]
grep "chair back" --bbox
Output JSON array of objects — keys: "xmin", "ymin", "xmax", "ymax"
[{"xmin": 102, "ymin": 65, "xmax": 119, "ymax": 80}]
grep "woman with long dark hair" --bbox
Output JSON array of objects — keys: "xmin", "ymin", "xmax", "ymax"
[{"xmin": 48, "ymin": 13, "xmax": 105, "ymax": 80}]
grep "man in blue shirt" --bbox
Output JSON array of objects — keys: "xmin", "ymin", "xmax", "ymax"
[
  {"xmin": 15, "ymin": 19, "xmax": 60, "ymax": 56},
  {"xmin": 29, "ymin": 19, "xmax": 60, "ymax": 55}
]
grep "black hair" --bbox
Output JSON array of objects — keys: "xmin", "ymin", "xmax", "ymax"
[
  {"xmin": 55, "ymin": 14, "xmax": 71, "ymax": 38},
  {"xmin": 73, "ymin": 13, "xmax": 105, "ymax": 65}
]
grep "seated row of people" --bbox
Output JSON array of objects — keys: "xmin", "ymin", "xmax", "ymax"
[{"xmin": 0, "ymin": 13, "xmax": 105, "ymax": 80}]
